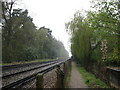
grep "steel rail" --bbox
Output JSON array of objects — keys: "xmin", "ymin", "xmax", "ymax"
[
  {"xmin": 2, "ymin": 59, "xmax": 69, "ymax": 90},
  {"xmin": 2, "ymin": 60, "xmax": 58, "ymax": 78}
]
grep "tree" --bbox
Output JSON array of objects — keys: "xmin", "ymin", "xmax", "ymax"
[
  {"xmin": 2, "ymin": 1, "xmax": 69, "ymax": 63},
  {"xmin": 2, "ymin": 8, "xmax": 36, "ymax": 62},
  {"xmin": 66, "ymin": 0, "xmax": 120, "ymax": 67},
  {"xmin": 66, "ymin": 12, "xmax": 92, "ymax": 67},
  {"xmin": 89, "ymin": 0, "xmax": 120, "ymax": 65}
]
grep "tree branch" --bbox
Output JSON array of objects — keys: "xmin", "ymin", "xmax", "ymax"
[
  {"xmin": 2, "ymin": 2, "xmax": 7, "ymax": 24},
  {"xmin": 92, "ymin": 41, "xmax": 101, "ymax": 50}
]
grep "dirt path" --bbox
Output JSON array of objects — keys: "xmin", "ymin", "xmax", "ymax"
[{"xmin": 69, "ymin": 62, "xmax": 88, "ymax": 88}]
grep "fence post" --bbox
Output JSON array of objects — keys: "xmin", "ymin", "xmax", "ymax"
[
  {"xmin": 36, "ymin": 73, "xmax": 43, "ymax": 90},
  {"xmin": 63, "ymin": 62, "xmax": 66, "ymax": 78},
  {"xmin": 56, "ymin": 65, "xmax": 64, "ymax": 88}
]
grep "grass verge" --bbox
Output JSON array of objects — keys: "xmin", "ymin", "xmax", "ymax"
[
  {"xmin": 1, "ymin": 59, "xmax": 56, "ymax": 66},
  {"xmin": 77, "ymin": 66, "xmax": 109, "ymax": 88},
  {"xmin": 65, "ymin": 62, "xmax": 72, "ymax": 88}
]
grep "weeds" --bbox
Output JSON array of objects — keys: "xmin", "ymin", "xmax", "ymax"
[{"xmin": 78, "ymin": 66, "xmax": 109, "ymax": 88}]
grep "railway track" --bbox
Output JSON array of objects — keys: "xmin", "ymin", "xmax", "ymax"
[{"xmin": 1, "ymin": 59, "xmax": 68, "ymax": 89}]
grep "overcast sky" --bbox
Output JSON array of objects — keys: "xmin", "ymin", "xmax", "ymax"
[{"xmin": 20, "ymin": 0, "xmax": 91, "ymax": 56}]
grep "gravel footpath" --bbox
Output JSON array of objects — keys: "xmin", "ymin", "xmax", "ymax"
[{"xmin": 69, "ymin": 62, "xmax": 88, "ymax": 88}]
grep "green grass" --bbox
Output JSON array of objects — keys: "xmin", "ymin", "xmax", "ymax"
[
  {"xmin": 65, "ymin": 62, "xmax": 72, "ymax": 88},
  {"xmin": 67, "ymin": 63, "xmax": 72, "ymax": 81},
  {"xmin": 1, "ymin": 59, "xmax": 57, "ymax": 66},
  {"xmin": 77, "ymin": 66, "xmax": 109, "ymax": 88}
]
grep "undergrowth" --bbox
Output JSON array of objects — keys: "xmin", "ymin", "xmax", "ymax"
[
  {"xmin": 78, "ymin": 66, "xmax": 109, "ymax": 88},
  {"xmin": 65, "ymin": 62, "xmax": 72, "ymax": 88}
]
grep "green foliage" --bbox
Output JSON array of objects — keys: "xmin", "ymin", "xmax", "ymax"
[
  {"xmin": 22, "ymin": 47, "xmax": 38, "ymax": 61},
  {"xmin": 2, "ymin": 1, "xmax": 69, "ymax": 63},
  {"xmin": 65, "ymin": 63, "xmax": 72, "ymax": 88},
  {"xmin": 66, "ymin": 0, "xmax": 120, "ymax": 66},
  {"xmin": 106, "ymin": 48, "xmax": 120, "ymax": 66},
  {"xmin": 66, "ymin": 12, "xmax": 92, "ymax": 67},
  {"xmin": 88, "ymin": 0, "xmax": 120, "ymax": 66},
  {"xmin": 78, "ymin": 66, "xmax": 109, "ymax": 88}
]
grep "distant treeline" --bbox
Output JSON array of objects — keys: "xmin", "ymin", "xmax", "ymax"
[{"xmin": 2, "ymin": 1, "xmax": 69, "ymax": 63}]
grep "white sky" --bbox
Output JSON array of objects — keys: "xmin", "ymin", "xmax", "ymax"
[{"xmin": 20, "ymin": 0, "xmax": 91, "ymax": 56}]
